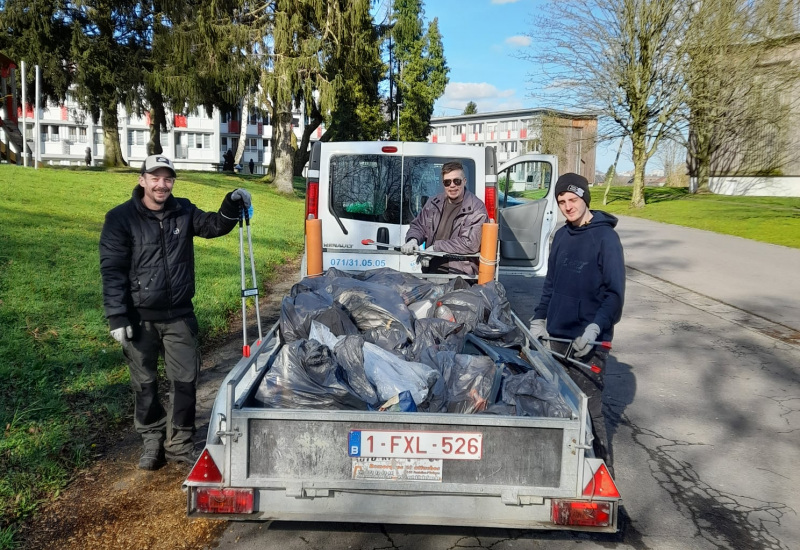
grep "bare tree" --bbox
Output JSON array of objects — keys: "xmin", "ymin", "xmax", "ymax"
[
  {"xmin": 656, "ymin": 138, "xmax": 686, "ymax": 186},
  {"xmin": 521, "ymin": 0, "xmax": 690, "ymax": 208}
]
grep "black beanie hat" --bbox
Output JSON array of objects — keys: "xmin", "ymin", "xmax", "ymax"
[{"xmin": 554, "ymin": 173, "xmax": 590, "ymax": 207}]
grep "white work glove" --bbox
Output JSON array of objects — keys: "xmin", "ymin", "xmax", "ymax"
[
  {"xmin": 400, "ymin": 238, "xmax": 419, "ymax": 254},
  {"xmin": 231, "ymin": 188, "xmax": 253, "ymax": 218},
  {"xmin": 110, "ymin": 325, "xmax": 134, "ymax": 344},
  {"xmin": 573, "ymin": 323, "xmax": 601, "ymax": 358},
  {"xmin": 528, "ymin": 318, "xmax": 547, "ymax": 340}
]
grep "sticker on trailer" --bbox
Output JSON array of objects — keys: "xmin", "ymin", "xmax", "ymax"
[
  {"xmin": 351, "ymin": 457, "xmax": 443, "ymax": 482},
  {"xmin": 348, "ymin": 430, "xmax": 483, "ymax": 460}
]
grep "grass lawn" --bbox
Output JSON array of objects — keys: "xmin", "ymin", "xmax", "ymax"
[
  {"xmin": 0, "ymin": 165, "xmax": 305, "ymax": 547},
  {"xmin": 592, "ymin": 186, "xmax": 800, "ymax": 249}
]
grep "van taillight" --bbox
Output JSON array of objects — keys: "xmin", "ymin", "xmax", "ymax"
[
  {"xmin": 306, "ymin": 180, "xmax": 319, "ymax": 219},
  {"xmin": 484, "ymin": 186, "xmax": 497, "ymax": 223},
  {"xmin": 194, "ymin": 488, "xmax": 254, "ymax": 514}
]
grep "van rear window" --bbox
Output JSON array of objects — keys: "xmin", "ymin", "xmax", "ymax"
[{"xmin": 329, "ymin": 155, "xmax": 476, "ymax": 225}]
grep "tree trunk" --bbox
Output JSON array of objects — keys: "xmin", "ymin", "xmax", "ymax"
[
  {"xmin": 102, "ymin": 104, "xmax": 127, "ymax": 167},
  {"xmin": 630, "ymin": 134, "xmax": 646, "ymax": 209},
  {"xmin": 273, "ymin": 100, "xmax": 295, "ymax": 194},
  {"xmin": 147, "ymin": 107, "xmax": 163, "ymax": 156},
  {"xmin": 267, "ymin": 100, "xmax": 277, "ymax": 179},
  {"xmin": 235, "ymin": 94, "xmax": 250, "ymax": 166},
  {"xmin": 293, "ymin": 105, "xmax": 323, "ymax": 177}
]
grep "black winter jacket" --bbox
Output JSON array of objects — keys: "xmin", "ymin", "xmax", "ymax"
[{"xmin": 99, "ymin": 186, "xmax": 240, "ymax": 329}]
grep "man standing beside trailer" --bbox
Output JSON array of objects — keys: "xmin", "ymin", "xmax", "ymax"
[
  {"xmin": 99, "ymin": 155, "xmax": 252, "ymax": 470},
  {"xmin": 529, "ymin": 173, "xmax": 625, "ymax": 476}
]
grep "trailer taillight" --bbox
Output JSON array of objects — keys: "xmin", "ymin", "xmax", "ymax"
[
  {"xmin": 305, "ymin": 180, "xmax": 319, "ymax": 220},
  {"xmin": 551, "ymin": 500, "xmax": 612, "ymax": 527},
  {"xmin": 187, "ymin": 449, "xmax": 223, "ymax": 483},
  {"xmin": 194, "ymin": 488, "xmax": 254, "ymax": 514},
  {"xmin": 484, "ymin": 186, "xmax": 496, "ymax": 223}
]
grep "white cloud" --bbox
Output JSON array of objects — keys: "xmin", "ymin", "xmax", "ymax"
[
  {"xmin": 505, "ymin": 35, "xmax": 531, "ymax": 47},
  {"xmin": 491, "ymin": 0, "xmax": 521, "ymax": 4},
  {"xmin": 443, "ymin": 82, "xmax": 516, "ymax": 101}
]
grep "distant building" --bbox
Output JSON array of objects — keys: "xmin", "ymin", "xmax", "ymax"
[
  {"xmin": 1, "ymin": 84, "xmax": 319, "ymax": 174},
  {"xmin": 427, "ymin": 108, "xmax": 597, "ymax": 182}
]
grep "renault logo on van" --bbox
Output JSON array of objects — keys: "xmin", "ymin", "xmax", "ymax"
[{"xmin": 324, "ymin": 243, "xmax": 353, "ymax": 248}]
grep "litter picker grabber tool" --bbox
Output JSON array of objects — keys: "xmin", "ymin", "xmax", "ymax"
[
  {"xmin": 547, "ymin": 344, "xmax": 602, "ymax": 374},
  {"xmin": 239, "ymin": 205, "xmax": 262, "ymax": 357},
  {"xmin": 541, "ymin": 335, "xmax": 612, "ymax": 351},
  {"xmin": 360, "ymin": 239, "xmax": 478, "ymax": 262}
]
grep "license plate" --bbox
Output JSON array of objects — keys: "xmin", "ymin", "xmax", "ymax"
[{"xmin": 348, "ymin": 430, "xmax": 483, "ymax": 460}]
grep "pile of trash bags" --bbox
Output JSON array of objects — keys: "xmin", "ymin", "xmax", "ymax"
[{"xmin": 254, "ymin": 268, "xmax": 571, "ymax": 418}]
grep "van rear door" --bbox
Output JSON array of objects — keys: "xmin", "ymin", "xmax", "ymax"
[
  {"xmin": 311, "ymin": 142, "xmax": 487, "ymax": 275},
  {"xmin": 495, "ymin": 154, "xmax": 559, "ymax": 275}
]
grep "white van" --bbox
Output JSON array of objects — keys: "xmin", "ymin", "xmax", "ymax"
[{"xmin": 302, "ymin": 141, "xmax": 559, "ymax": 277}]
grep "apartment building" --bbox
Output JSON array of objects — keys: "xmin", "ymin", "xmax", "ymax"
[
  {"xmin": 7, "ymin": 93, "xmax": 319, "ymax": 174},
  {"xmin": 428, "ymin": 108, "xmax": 598, "ymax": 185}
]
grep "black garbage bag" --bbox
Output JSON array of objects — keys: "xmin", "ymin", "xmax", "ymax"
[
  {"xmin": 437, "ymin": 281, "xmax": 522, "ymax": 346},
  {"xmin": 325, "ymin": 279, "xmax": 415, "ymax": 345},
  {"xmin": 501, "ymin": 371, "xmax": 572, "ymax": 418},
  {"xmin": 254, "ymin": 339, "xmax": 368, "ymax": 410},
  {"xmin": 408, "ymin": 318, "xmax": 467, "ymax": 362},
  {"xmin": 332, "ymin": 334, "xmax": 380, "ymax": 407},
  {"xmin": 357, "ymin": 268, "xmax": 441, "ymax": 305},
  {"xmin": 471, "ymin": 281, "xmax": 523, "ymax": 346},
  {"xmin": 280, "ymin": 291, "xmax": 359, "ymax": 343},
  {"xmin": 420, "ymin": 351, "xmax": 497, "ymax": 414}
]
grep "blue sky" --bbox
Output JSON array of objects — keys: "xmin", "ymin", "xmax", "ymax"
[{"xmin": 418, "ymin": 0, "xmax": 635, "ymax": 173}]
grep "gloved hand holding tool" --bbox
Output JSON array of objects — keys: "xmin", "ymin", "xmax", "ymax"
[
  {"xmin": 232, "ymin": 188, "xmax": 253, "ymax": 218},
  {"xmin": 110, "ymin": 324, "xmax": 133, "ymax": 344},
  {"xmin": 573, "ymin": 323, "xmax": 601, "ymax": 358},
  {"xmin": 528, "ymin": 318, "xmax": 547, "ymax": 340},
  {"xmin": 400, "ymin": 239, "xmax": 419, "ymax": 254}
]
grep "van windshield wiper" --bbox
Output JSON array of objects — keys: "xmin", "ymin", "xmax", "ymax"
[{"xmin": 331, "ymin": 209, "xmax": 348, "ymax": 235}]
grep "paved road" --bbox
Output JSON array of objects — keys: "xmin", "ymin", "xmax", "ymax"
[
  {"xmin": 616, "ymin": 216, "xmax": 800, "ymax": 338},
  {"xmin": 214, "ymin": 218, "xmax": 800, "ymax": 549}
]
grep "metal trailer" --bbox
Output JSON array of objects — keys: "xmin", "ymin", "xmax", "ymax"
[{"xmin": 184, "ymin": 308, "xmax": 621, "ymax": 532}]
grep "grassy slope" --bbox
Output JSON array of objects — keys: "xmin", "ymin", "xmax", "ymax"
[
  {"xmin": 597, "ymin": 187, "xmax": 800, "ymax": 249},
  {"xmin": 0, "ymin": 166, "xmax": 304, "ymax": 545}
]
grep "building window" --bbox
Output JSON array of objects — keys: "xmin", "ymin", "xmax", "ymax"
[
  {"xmin": 128, "ymin": 130, "xmax": 146, "ymax": 146},
  {"xmin": 435, "ymin": 126, "xmax": 446, "ymax": 137},
  {"xmin": 470, "ymin": 123, "xmax": 483, "ymax": 133},
  {"xmin": 452, "ymin": 124, "xmax": 465, "ymax": 136},
  {"xmin": 94, "ymin": 130, "xmax": 103, "ymax": 145},
  {"xmin": 78, "ymin": 127, "xmax": 87, "ymax": 143},
  {"xmin": 487, "ymin": 123, "xmax": 496, "ymax": 133}
]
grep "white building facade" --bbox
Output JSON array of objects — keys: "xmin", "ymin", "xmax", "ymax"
[
  {"xmin": 427, "ymin": 108, "xmax": 598, "ymax": 182},
  {"xmin": 11, "ymin": 94, "xmax": 320, "ymax": 174}
]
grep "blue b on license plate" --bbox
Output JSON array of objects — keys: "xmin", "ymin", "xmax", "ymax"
[{"xmin": 348, "ymin": 429, "xmax": 482, "ymax": 460}]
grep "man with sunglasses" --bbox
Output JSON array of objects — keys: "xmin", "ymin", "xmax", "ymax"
[
  {"xmin": 99, "ymin": 155, "xmax": 252, "ymax": 471},
  {"xmin": 401, "ymin": 160, "xmax": 488, "ymax": 275}
]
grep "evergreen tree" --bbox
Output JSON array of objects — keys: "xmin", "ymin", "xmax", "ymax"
[
  {"xmin": 68, "ymin": 0, "xmax": 152, "ymax": 167},
  {"xmin": 463, "ymin": 101, "xmax": 477, "ymax": 115},
  {"xmin": 390, "ymin": 0, "xmax": 448, "ymax": 141},
  {"xmin": 0, "ymin": 0, "xmax": 73, "ymax": 106},
  {"xmin": 266, "ymin": 0, "xmax": 383, "ymax": 193}
]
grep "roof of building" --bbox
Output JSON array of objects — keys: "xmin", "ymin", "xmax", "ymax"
[{"xmin": 431, "ymin": 107, "xmax": 598, "ymax": 123}]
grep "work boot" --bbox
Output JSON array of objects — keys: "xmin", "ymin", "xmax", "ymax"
[
  {"xmin": 138, "ymin": 445, "xmax": 166, "ymax": 471},
  {"xmin": 165, "ymin": 447, "xmax": 200, "ymax": 466}
]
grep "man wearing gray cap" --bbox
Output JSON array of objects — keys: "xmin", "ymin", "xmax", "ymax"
[{"xmin": 99, "ymin": 155, "xmax": 252, "ymax": 470}]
